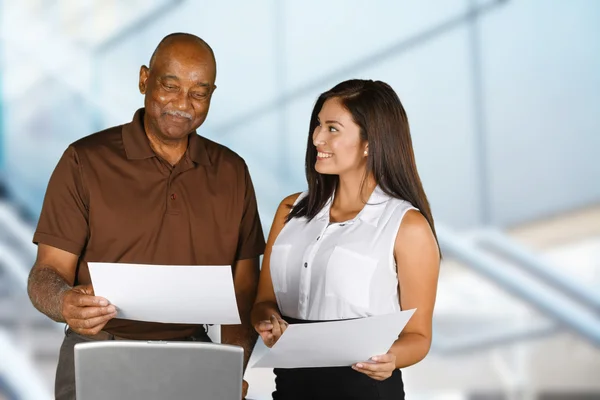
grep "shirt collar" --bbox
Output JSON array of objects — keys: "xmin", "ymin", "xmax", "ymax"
[
  {"xmin": 316, "ymin": 185, "xmax": 390, "ymax": 226},
  {"xmin": 316, "ymin": 196, "xmax": 333, "ymax": 221},
  {"xmin": 122, "ymin": 108, "xmax": 211, "ymax": 166}
]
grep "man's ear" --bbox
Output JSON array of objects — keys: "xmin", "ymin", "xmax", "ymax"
[{"xmin": 139, "ymin": 65, "xmax": 150, "ymax": 94}]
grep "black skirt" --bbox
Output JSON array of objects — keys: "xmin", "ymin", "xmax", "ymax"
[{"xmin": 272, "ymin": 316, "xmax": 405, "ymax": 400}]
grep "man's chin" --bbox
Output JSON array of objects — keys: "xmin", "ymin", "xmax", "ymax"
[
  {"xmin": 158, "ymin": 123, "xmax": 194, "ymax": 139},
  {"xmin": 155, "ymin": 118, "xmax": 203, "ymax": 139}
]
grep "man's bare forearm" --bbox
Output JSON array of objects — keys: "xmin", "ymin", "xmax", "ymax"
[
  {"xmin": 222, "ymin": 288, "xmax": 258, "ymax": 369},
  {"xmin": 223, "ymin": 290, "xmax": 258, "ymax": 369},
  {"xmin": 221, "ymin": 323, "xmax": 258, "ymax": 369},
  {"xmin": 225, "ymin": 257, "xmax": 260, "ymax": 370},
  {"xmin": 27, "ymin": 264, "xmax": 71, "ymax": 322}
]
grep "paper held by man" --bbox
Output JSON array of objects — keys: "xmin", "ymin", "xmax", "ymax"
[
  {"xmin": 249, "ymin": 309, "xmax": 416, "ymax": 369},
  {"xmin": 88, "ymin": 262, "xmax": 241, "ymax": 325}
]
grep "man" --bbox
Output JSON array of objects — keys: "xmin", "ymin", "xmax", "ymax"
[{"xmin": 27, "ymin": 33, "xmax": 264, "ymax": 400}]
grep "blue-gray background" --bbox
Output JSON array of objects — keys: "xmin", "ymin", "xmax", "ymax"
[{"xmin": 1, "ymin": 1, "xmax": 599, "ymax": 399}]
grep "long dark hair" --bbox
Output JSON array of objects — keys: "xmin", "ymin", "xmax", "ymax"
[{"xmin": 288, "ymin": 79, "xmax": 438, "ymax": 244}]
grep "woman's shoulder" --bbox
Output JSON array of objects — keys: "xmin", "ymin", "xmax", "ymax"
[
  {"xmin": 280, "ymin": 191, "xmax": 307, "ymax": 208},
  {"xmin": 270, "ymin": 192, "xmax": 306, "ymax": 231},
  {"xmin": 272, "ymin": 191, "xmax": 305, "ymax": 218}
]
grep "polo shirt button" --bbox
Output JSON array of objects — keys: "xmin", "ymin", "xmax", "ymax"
[
  {"xmin": 304, "ymin": 262, "xmax": 308, "ymax": 268},
  {"xmin": 170, "ymin": 193, "xmax": 177, "ymax": 200}
]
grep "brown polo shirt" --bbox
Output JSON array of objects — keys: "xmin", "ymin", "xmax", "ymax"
[{"xmin": 33, "ymin": 108, "xmax": 265, "ymax": 340}]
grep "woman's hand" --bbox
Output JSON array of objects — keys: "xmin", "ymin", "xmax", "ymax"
[
  {"xmin": 352, "ymin": 352, "xmax": 397, "ymax": 381},
  {"xmin": 254, "ymin": 314, "xmax": 289, "ymax": 348}
]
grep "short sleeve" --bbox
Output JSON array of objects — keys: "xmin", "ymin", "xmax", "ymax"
[
  {"xmin": 235, "ymin": 162, "xmax": 266, "ymax": 260},
  {"xmin": 33, "ymin": 146, "xmax": 89, "ymax": 255}
]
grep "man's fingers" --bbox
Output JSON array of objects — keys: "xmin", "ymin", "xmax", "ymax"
[
  {"xmin": 75, "ymin": 318, "xmax": 112, "ymax": 337},
  {"xmin": 71, "ymin": 312, "xmax": 117, "ymax": 331},
  {"xmin": 77, "ymin": 295, "xmax": 109, "ymax": 307},
  {"xmin": 68, "ymin": 305, "xmax": 116, "ymax": 320},
  {"xmin": 241, "ymin": 379, "xmax": 249, "ymax": 400},
  {"xmin": 65, "ymin": 292, "xmax": 109, "ymax": 307},
  {"xmin": 74, "ymin": 284, "xmax": 96, "ymax": 296}
]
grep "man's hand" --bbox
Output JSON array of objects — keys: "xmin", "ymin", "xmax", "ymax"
[
  {"xmin": 242, "ymin": 379, "xmax": 248, "ymax": 399},
  {"xmin": 61, "ymin": 284, "xmax": 117, "ymax": 336},
  {"xmin": 254, "ymin": 314, "xmax": 288, "ymax": 348}
]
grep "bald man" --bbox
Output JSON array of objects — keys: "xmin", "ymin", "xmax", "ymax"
[{"xmin": 27, "ymin": 33, "xmax": 265, "ymax": 399}]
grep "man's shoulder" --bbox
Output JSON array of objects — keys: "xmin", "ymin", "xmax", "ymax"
[
  {"xmin": 69, "ymin": 124, "xmax": 125, "ymax": 154},
  {"xmin": 198, "ymin": 135, "xmax": 247, "ymax": 167}
]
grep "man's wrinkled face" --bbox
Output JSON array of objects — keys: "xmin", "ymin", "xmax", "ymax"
[{"xmin": 139, "ymin": 42, "xmax": 217, "ymax": 141}]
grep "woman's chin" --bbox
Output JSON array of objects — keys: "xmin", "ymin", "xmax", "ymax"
[{"xmin": 315, "ymin": 165, "xmax": 337, "ymax": 175}]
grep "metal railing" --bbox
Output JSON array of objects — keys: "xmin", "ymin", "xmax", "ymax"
[
  {"xmin": 433, "ymin": 224, "xmax": 600, "ymax": 351},
  {"xmin": 0, "ymin": 201, "xmax": 59, "ymax": 400}
]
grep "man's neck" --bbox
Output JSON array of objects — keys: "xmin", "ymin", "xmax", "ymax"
[{"xmin": 146, "ymin": 132, "xmax": 189, "ymax": 166}]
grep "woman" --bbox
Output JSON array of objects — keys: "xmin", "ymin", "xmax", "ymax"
[{"xmin": 251, "ymin": 79, "xmax": 440, "ymax": 399}]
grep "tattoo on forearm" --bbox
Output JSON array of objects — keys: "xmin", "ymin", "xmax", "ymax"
[{"xmin": 27, "ymin": 264, "xmax": 71, "ymax": 322}]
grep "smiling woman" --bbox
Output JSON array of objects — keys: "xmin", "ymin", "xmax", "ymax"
[
  {"xmin": 251, "ymin": 79, "xmax": 441, "ymax": 400},
  {"xmin": 313, "ymin": 97, "xmax": 365, "ymax": 176}
]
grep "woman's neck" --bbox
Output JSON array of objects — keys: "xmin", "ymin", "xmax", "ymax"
[{"xmin": 330, "ymin": 173, "xmax": 376, "ymax": 221}]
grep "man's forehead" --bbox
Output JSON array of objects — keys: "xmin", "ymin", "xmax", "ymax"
[
  {"xmin": 152, "ymin": 38, "xmax": 214, "ymax": 65},
  {"xmin": 154, "ymin": 51, "xmax": 214, "ymax": 77},
  {"xmin": 156, "ymin": 49, "xmax": 212, "ymax": 66}
]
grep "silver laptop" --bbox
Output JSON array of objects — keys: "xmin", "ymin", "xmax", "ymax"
[{"xmin": 74, "ymin": 341, "xmax": 243, "ymax": 400}]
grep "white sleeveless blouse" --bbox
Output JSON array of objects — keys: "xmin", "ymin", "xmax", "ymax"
[{"xmin": 270, "ymin": 186, "xmax": 417, "ymax": 320}]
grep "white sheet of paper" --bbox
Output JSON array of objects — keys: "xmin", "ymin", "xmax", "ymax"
[
  {"xmin": 249, "ymin": 309, "xmax": 415, "ymax": 369},
  {"xmin": 88, "ymin": 262, "xmax": 240, "ymax": 325}
]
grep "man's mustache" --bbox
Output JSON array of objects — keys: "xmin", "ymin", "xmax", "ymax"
[{"xmin": 164, "ymin": 110, "xmax": 192, "ymax": 120}]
